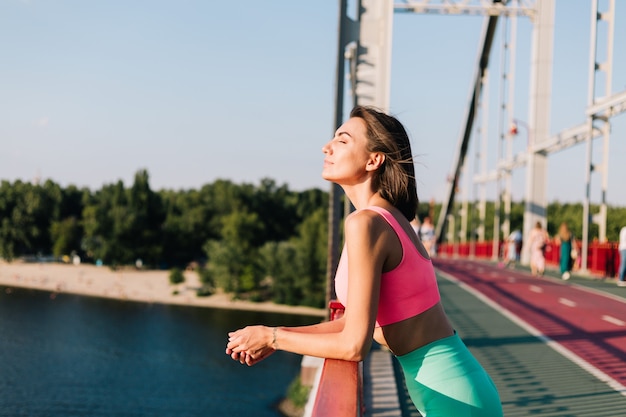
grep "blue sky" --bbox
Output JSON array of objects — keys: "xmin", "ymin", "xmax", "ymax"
[{"xmin": 1, "ymin": 1, "xmax": 625, "ymax": 206}]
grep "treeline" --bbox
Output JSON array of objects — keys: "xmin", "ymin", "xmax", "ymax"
[
  {"xmin": 0, "ymin": 170, "xmax": 329, "ymax": 308},
  {"xmin": 3, "ymin": 170, "xmax": 625, "ymax": 307}
]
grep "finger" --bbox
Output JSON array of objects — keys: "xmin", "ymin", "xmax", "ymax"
[
  {"xmin": 228, "ymin": 330, "xmax": 242, "ymax": 339},
  {"xmin": 226, "ymin": 339, "xmax": 245, "ymax": 352},
  {"xmin": 230, "ymin": 344, "xmax": 246, "ymax": 353}
]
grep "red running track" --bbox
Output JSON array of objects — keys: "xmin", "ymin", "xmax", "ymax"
[{"xmin": 433, "ymin": 258, "xmax": 626, "ymax": 390}]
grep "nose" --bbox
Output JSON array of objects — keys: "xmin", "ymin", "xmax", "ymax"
[{"xmin": 322, "ymin": 141, "xmax": 331, "ymax": 154}]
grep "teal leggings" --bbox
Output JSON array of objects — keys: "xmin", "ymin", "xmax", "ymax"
[{"xmin": 396, "ymin": 333, "xmax": 503, "ymax": 417}]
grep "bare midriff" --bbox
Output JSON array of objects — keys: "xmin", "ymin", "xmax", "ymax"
[{"xmin": 373, "ymin": 302, "xmax": 454, "ymax": 356}]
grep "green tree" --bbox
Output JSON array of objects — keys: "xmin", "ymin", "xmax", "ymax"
[
  {"xmin": 81, "ymin": 171, "xmax": 165, "ymax": 267},
  {"xmin": 291, "ymin": 207, "xmax": 328, "ymax": 308},
  {"xmin": 169, "ymin": 268, "xmax": 185, "ymax": 285},
  {"xmin": 126, "ymin": 170, "xmax": 165, "ymax": 265},
  {"xmin": 0, "ymin": 180, "xmax": 20, "ymax": 259},
  {"xmin": 204, "ymin": 209, "xmax": 264, "ymax": 295},
  {"xmin": 82, "ymin": 180, "xmax": 131, "ymax": 265},
  {"xmin": 160, "ymin": 188, "xmax": 218, "ymax": 267},
  {"xmin": 259, "ymin": 241, "xmax": 299, "ymax": 305},
  {"xmin": 50, "ymin": 217, "xmax": 82, "ymax": 258},
  {"xmin": 250, "ymin": 178, "xmax": 299, "ymax": 244},
  {"xmin": 0, "ymin": 180, "xmax": 64, "ymax": 259}
]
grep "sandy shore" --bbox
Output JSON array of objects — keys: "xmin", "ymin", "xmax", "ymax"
[{"xmin": 0, "ymin": 261, "xmax": 326, "ymax": 317}]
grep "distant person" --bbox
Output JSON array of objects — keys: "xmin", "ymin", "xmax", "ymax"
[
  {"xmin": 528, "ymin": 221, "xmax": 549, "ymax": 276},
  {"xmin": 504, "ymin": 229, "xmax": 522, "ymax": 267},
  {"xmin": 418, "ymin": 216, "xmax": 436, "ymax": 257},
  {"xmin": 618, "ymin": 226, "xmax": 626, "ymax": 287},
  {"xmin": 226, "ymin": 106, "xmax": 503, "ymax": 416},
  {"xmin": 556, "ymin": 222, "xmax": 575, "ymax": 280}
]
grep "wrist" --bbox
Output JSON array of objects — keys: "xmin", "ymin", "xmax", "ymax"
[{"xmin": 271, "ymin": 327, "xmax": 279, "ymax": 350}]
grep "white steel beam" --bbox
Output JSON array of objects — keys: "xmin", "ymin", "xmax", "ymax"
[
  {"xmin": 394, "ymin": 0, "xmax": 536, "ymax": 18},
  {"xmin": 586, "ymin": 90, "xmax": 626, "ymax": 118},
  {"xmin": 477, "ymin": 122, "xmax": 602, "ymax": 183},
  {"xmin": 534, "ymin": 123, "xmax": 595, "ymax": 155}
]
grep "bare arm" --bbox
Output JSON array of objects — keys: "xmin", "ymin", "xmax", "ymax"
[{"xmin": 226, "ymin": 210, "xmax": 386, "ymax": 365}]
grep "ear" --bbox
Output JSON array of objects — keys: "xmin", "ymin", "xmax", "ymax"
[{"xmin": 366, "ymin": 152, "xmax": 385, "ymax": 172}]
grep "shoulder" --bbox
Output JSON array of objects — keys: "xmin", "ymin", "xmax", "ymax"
[
  {"xmin": 345, "ymin": 209, "xmax": 387, "ymax": 236},
  {"xmin": 344, "ymin": 209, "xmax": 398, "ymax": 251}
]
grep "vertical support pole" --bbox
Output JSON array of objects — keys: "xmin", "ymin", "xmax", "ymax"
[
  {"xmin": 327, "ymin": 0, "xmax": 394, "ymax": 309},
  {"xmin": 327, "ymin": 0, "xmax": 354, "ymax": 309},
  {"xmin": 461, "ymin": 169, "xmax": 469, "ymax": 244},
  {"xmin": 596, "ymin": 0, "xmax": 614, "ymax": 244},
  {"xmin": 478, "ymin": 72, "xmax": 489, "ymax": 244},
  {"xmin": 501, "ymin": 7, "xmax": 517, "ymax": 244},
  {"xmin": 354, "ymin": 0, "xmax": 394, "ymax": 110},
  {"xmin": 521, "ymin": 0, "xmax": 554, "ymax": 264},
  {"xmin": 582, "ymin": 0, "xmax": 614, "ymax": 271},
  {"xmin": 582, "ymin": 0, "xmax": 598, "ymax": 273}
]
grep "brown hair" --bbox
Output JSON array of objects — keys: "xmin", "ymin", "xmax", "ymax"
[
  {"xmin": 558, "ymin": 222, "xmax": 571, "ymax": 240},
  {"xmin": 350, "ymin": 106, "xmax": 418, "ymax": 221}
]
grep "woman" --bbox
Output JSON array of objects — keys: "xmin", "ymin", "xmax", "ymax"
[
  {"xmin": 226, "ymin": 106, "xmax": 503, "ymax": 416},
  {"xmin": 556, "ymin": 222, "xmax": 574, "ymax": 280},
  {"xmin": 418, "ymin": 215, "xmax": 436, "ymax": 257},
  {"xmin": 618, "ymin": 226, "xmax": 626, "ymax": 287},
  {"xmin": 528, "ymin": 221, "xmax": 549, "ymax": 276}
]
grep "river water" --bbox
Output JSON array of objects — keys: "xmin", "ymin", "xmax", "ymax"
[{"xmin": 0, "ymin": 286, "xmax": 321, "ymax": 417}]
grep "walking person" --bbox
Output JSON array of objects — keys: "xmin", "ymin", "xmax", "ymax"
[
  {"xmin": 618, "ymin": 226, "xmax": 626, "ymax": 287},
  {"xmin": 504, "ymin": 229, "xmax": 522, "ymax": 268},
  {"xmin": 418, "ymin": 216, "xmax": 437, "ymax": 257},
  {"xmin": 225, "ymin": 106, "xmax": 503, "ymax": 416},
  {"xmin": 556, "ymin": 222, "xmax": 575, "ymax": 280},
  {"xmin": 529, "ymin": 221, "xmax": 549, "ymax": 276}
]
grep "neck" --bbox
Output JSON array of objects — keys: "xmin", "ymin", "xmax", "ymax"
[{"xmin": 340, "ymin": 184, "xmax": 386, "ymax": 211}]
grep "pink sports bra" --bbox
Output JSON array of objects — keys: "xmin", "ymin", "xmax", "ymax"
[{"xmin": 334, "ymin": 206, "xmax": 441, "ymax": 327}]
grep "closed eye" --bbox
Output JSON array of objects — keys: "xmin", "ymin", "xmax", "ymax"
[{"xmin": 335, "ymin": 131, "xmax": 352, "ymax": 144}]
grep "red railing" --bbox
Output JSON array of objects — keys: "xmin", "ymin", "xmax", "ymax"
[
  {"xmin": 309, "ymin": 301, "xmax": 363, "ymax": 417},
  {"xmin": 438, "ymin": 241, "xmax": 495, "ymax": 258},
  {"xmin": 438, "ymin": 240, "xmax": 620, "ymax": 278}
]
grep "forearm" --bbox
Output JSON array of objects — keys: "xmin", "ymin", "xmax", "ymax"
[
  {"xmin": 282, "ymin": 316, "xmax": 345, "ymax": 334},
  {"xmin": 274, "ymin": 323, "xmax": 370, "ymax": 362},
  {"xmin": 227, "ymin": 317, "xmax": 371, "ymax": 363}
]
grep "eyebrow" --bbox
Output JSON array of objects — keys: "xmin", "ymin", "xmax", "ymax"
[{"xmin": 336, "ymin": 131, "xmax": 353, "ymax": 138}]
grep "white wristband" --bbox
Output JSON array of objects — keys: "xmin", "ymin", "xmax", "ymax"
[{"xmin": 272, "ymin": 327, "xmax": 279, "ymax": 350}]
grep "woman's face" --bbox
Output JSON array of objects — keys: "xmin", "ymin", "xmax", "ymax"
[{"xmin": 321, "ymin": 117, "xmax": 374, "ymax": 185}]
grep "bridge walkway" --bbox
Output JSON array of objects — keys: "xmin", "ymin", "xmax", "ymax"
[{"xmin": 360, "ymin": 258, "xmax": 626, "ymax": 417}]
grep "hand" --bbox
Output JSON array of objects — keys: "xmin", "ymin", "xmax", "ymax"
[
  {"xmin": 225, "ymin": 347, "xmax": 274, "ymax": 366},
  {"xmin": 225, "ymin": 348, "xmax": 249, "ymax": 364},
  {"xmin": 226, "ymin": 325, "xmax": 276, "ymax": 366}
]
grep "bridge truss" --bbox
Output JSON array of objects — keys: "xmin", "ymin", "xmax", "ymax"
[{"xmin": 327, "ymin": 0, "xmax": 625, "ymax": 283}]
